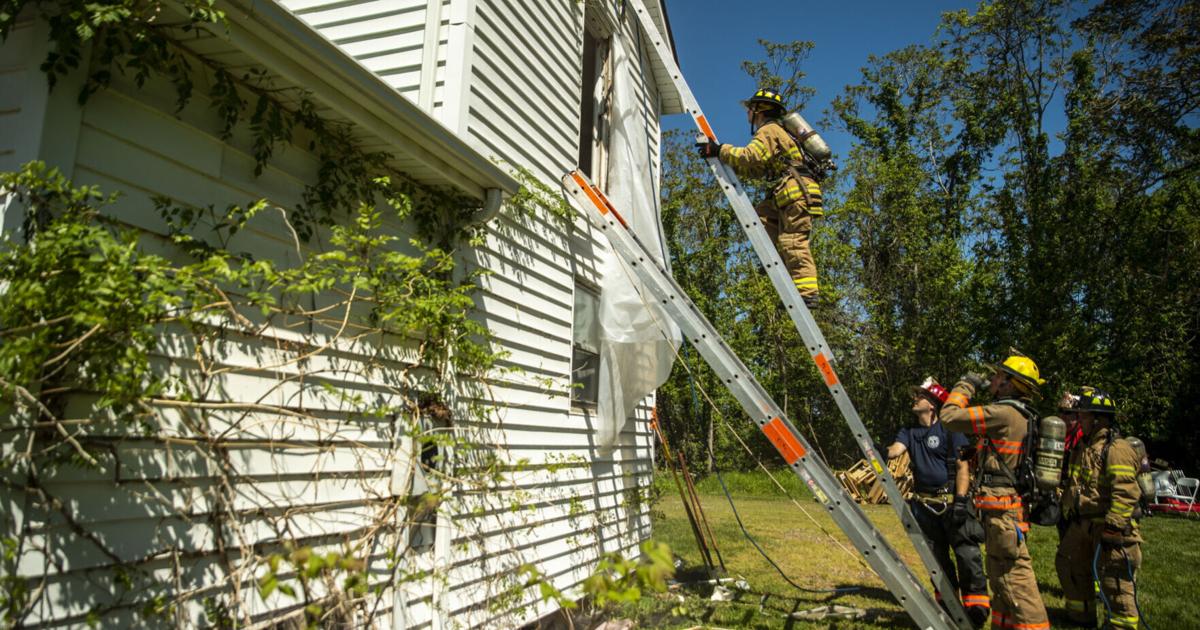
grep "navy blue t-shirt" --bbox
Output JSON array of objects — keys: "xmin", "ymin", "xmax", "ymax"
[{"xmin": 894, "ymin": 421, "xmax": 969, "ymax": 492}]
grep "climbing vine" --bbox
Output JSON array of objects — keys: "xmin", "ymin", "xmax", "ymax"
[
  {"xmin": 0, "ymin": 2, "xmax": 667, "ymax": 627},
  {"xmin": 0, "ymin": 161, "xmax": 489, "ymax": 627},
  {"xmin": 1, "ymin": 0, "xmax": 476, "ymax": 244}
]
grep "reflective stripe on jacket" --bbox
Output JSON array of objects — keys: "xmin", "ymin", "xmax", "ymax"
[
  {"xmin": 1061, "ymin": 427, "xmax": 1142, "ymax": 539},
  {"xmin": 939, "ymin": 381, "xmax": 1029, "ymax": 500},
  {"xmin": 719, "ymin": 122, "xmax": 823, "ymax": 215}
]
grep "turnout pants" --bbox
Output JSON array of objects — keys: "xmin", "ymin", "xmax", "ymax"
[
  {"xmin": 978, "ymin": 499, "xmax": 1049, "ymax": 629},
  {"xmin": 1055, "ymin": 519, "xmax": 1143, "ymax": 629},
  {"xmin": 911, "ymin": 498, "xmax": 989, "ymax": 623},
  {"xmin": 755, "ymin": 193, "xmax": 818, "ymax": 298}
]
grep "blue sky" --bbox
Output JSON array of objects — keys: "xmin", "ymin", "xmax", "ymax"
[{"xmin": 661, "ymin": 0, "xmax": 982, "ymax": 160}]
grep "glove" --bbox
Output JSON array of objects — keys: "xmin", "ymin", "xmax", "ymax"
[
  {"xmin": 951, "ymin": 494, "xmax": 971, "ymax": 525},
  {"xmin": 960, "ymin": 372, "xmax": 987, "ymax": 391},
  {"xmin": 695, "ymin": 141, "xmax": 723, "ymax": 159}
]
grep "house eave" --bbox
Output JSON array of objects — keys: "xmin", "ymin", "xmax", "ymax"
[
  {"xmin": 213, "ymin": 0, "xmax": 520, "ymax": 202},
  {"xmin": 642, "ymin": 0, "xmax": 685, "ymax": 116}
]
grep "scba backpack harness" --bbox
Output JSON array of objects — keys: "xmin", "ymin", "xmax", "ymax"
[{"xmin": 979, "ymin": 399, "xmax": 1061, "ymax": 526}]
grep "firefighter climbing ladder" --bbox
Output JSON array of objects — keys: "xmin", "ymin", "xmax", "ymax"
[
  {"xmin": 625, "ymin": 3, "xmax": 972, "ymax": 629},
  {"xmin": 562, "ymin": 170, "xmax": 950, "ymax": 630}
]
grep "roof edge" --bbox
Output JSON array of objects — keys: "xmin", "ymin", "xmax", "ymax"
[
  {"xmin": 639, "ymin": 0, "xmax": 685, "ymax": 115},
  {"xmin": 215, "ymin": 0, "xmax": 520, "ymax": 201}
]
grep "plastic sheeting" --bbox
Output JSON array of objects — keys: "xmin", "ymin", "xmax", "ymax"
[{"xmin": 593, "ymin": 18, "xmax": 681, "ymax": 452}]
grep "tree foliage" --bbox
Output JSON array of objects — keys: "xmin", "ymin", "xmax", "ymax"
[{"xmin": 658, "ymin": 0, "xmax": 1199, "ymax": 472}]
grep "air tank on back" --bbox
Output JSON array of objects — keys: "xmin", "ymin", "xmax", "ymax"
[
  {"xmin": 1125, "ymin": 436, "xmax": 1156, "ymax": 501},
  {"xmin": 1035, "ymin": 415, "xmax": 1067, "ymax": 491},
  {"xmin": 780, "ymin": 112, "xmax": 832, "ymax": 163}
]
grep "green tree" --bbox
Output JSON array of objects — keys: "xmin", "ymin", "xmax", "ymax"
[
  {"xmin": 656, "ymin": 39, "xmax": 863, "ymax": 471},
  {"xmin": 827, "ymin": 42, "xmax": 990, "ymax": 446},
  {"xmin": 659, "ymin": 0, "xmax": 1200, "ymax": 473}
]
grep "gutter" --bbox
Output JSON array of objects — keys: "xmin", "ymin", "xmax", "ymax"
[{"xmin": 211, "ymin": 0, "xmax": 518, "ymax": 216}]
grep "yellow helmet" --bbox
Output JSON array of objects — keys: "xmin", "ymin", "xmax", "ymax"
[{"xmin": 990, "ymin": 355, "xmax": 1046, "ymax": 394}]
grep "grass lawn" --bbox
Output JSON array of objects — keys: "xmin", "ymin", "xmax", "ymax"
[{"xmin": 613, "ymin": 471, "xmax": 1199, "ymax": 629}]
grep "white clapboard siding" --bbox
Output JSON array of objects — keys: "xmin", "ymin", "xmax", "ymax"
[
  {"xmin": 280, "ymin": 0, "xmax": 451, "ymax": 112},
  {"xmin": 0, "ymin": 19, "xmax": 38, "ymax": 175},
  {"xmin": 3, "ymin": 0, "xmax": 672, "ymax": 626},
  {"xmin": 451, "ymin": 0, "xmax": 666, "ymax": 621},
  {"xmin": 466, "ymin": 0, "xmax": 582, "ymax": 182},
  {"xmin": 0, "ymin": 51, "xmax": 412, "ymax": 625}
]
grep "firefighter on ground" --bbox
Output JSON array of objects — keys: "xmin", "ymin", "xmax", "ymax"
[
  {"xmin": 887, "ymin": 377, "xmax": 990, "ymax": 628},
  {"xmin": 695, "ymin": 88, "xmax": 824, "ymax": 306},
  {"xmin": 1055, "ymin": 386, "xmax": 1144, "ymax": 629},
  {"xmin": 940, "ymin": 355, "xmax": 1051, "ymax": 630}
]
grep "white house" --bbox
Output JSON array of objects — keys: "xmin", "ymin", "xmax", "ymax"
[{"xmin": 0, "ymin": 0, "xmax": 681, "ymax": 627}]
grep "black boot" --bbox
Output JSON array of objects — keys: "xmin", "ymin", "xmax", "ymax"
[{"xmin": 966, "ymin": 605, "xmax": 990, "ymax": 629}]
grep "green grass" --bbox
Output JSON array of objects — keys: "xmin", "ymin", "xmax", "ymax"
[{"xmin": 622, "ymin": 470, "xmax": 1199, "ymax": 629}]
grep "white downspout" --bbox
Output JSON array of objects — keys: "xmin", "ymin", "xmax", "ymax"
[{"xmin": 468, "ymin": 187, "xmax": 505, "ymax": 226}]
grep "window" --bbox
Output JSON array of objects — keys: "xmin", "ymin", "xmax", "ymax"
[
  {"xmin": 405, "ymin": 396, "xmax": 451, "ymax": 551},
  {"xmin": 576, "ymin": 15, "xmax": 613, "ymax": 190},
  {"xmin": 571, "ymin": 281, "xmax": 601, "ymax": 407}
]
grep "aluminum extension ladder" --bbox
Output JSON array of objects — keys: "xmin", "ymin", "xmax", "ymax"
[
  {"xmin": 562, "ymin": 170, "xmax": 951, "ymax": 630},
  {"xmin": 624, "ymin": 3, "xmax": 973, "ymax": 628}
]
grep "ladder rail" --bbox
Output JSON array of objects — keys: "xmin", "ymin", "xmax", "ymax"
[
  {"xmin": 562, "ymin": 170, "xmax": 951, "ymax": 630},
  {"xmin": 626, "ymin": 5, "xmax": 972, "ymax": 627}
]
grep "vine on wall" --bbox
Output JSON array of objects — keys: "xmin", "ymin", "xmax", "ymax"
[
  {"xmin": 0, "ymin": 2, "xmax": 670, "ymax": 627},
  {"xmin": 0, "ymin": 159, "xmax": 491, "ymax": 626}
]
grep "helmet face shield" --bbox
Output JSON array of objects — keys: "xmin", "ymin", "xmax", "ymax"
[{"xmin": 910, "ymin": 377, "xmax": 948, "ymax": 409}]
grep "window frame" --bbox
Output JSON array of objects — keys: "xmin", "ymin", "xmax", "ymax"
[
  {"xmin": 570, "ymin": 279, "xmax": 602, "ymax": 409},
  {"xmin": 576, "ymin": 16, "xmax": 614, "ymax": 191}
]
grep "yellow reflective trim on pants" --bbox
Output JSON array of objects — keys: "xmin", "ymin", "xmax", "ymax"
[
  {"xmin": 794, "ymin": 277, "xmax": 819, "ymax": 289},
  {"xmin": 1065, "ymin": 599, "xmax": 1087, "ymax": 612},
  {"xmin": 1107, "ymin": 615, "xmax": 1139, "ymax": 629}
]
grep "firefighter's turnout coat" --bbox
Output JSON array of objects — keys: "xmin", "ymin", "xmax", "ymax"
[
  {"xmin": 1055, "ymin": 426, "xmax": 1143, "ymax": 629},
  {"xmin": 940, "ymin": 380, "xmax": 1050, "ymax": 630},
  {"xmin": 719, "ymin": 120, "xmax": 822, "ymax": 297}
]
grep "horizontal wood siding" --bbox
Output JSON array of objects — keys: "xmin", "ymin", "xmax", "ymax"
[
  {"xmin": 452, "ymin": 0, "xmax": 664, "ymax": 625},
  {"xmin": 2, "ymin": 0, "xmax": 666, "ymax": 625},
  {"xmin": 280, "ymin": 0, "xmax": 450, "ymax": 113},
  {"xmin": 1, "ymin": 60, "xmax": 413, "ymax": 626},
  {"xmin": 0, "ymin": 20, "xmax": 35, "ymax": 174}
]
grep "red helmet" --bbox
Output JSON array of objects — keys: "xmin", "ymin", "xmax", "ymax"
[{"xmin": 911, "ymin": 377, "xmax": 949, "ymax": 407}]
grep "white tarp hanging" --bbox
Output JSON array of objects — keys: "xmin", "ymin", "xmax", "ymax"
[{"xmin": 594, "ymin": 17, "xmax": 681, "ymax": 452}]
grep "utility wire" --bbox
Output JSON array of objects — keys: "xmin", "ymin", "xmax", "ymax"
[
  {"xmin": 710, "ymin": 453, "xmax": 861, "ymax": 594},
  {"xmin": 683, "ymin": 345, "xmax": 860, "ymax": 594}
]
